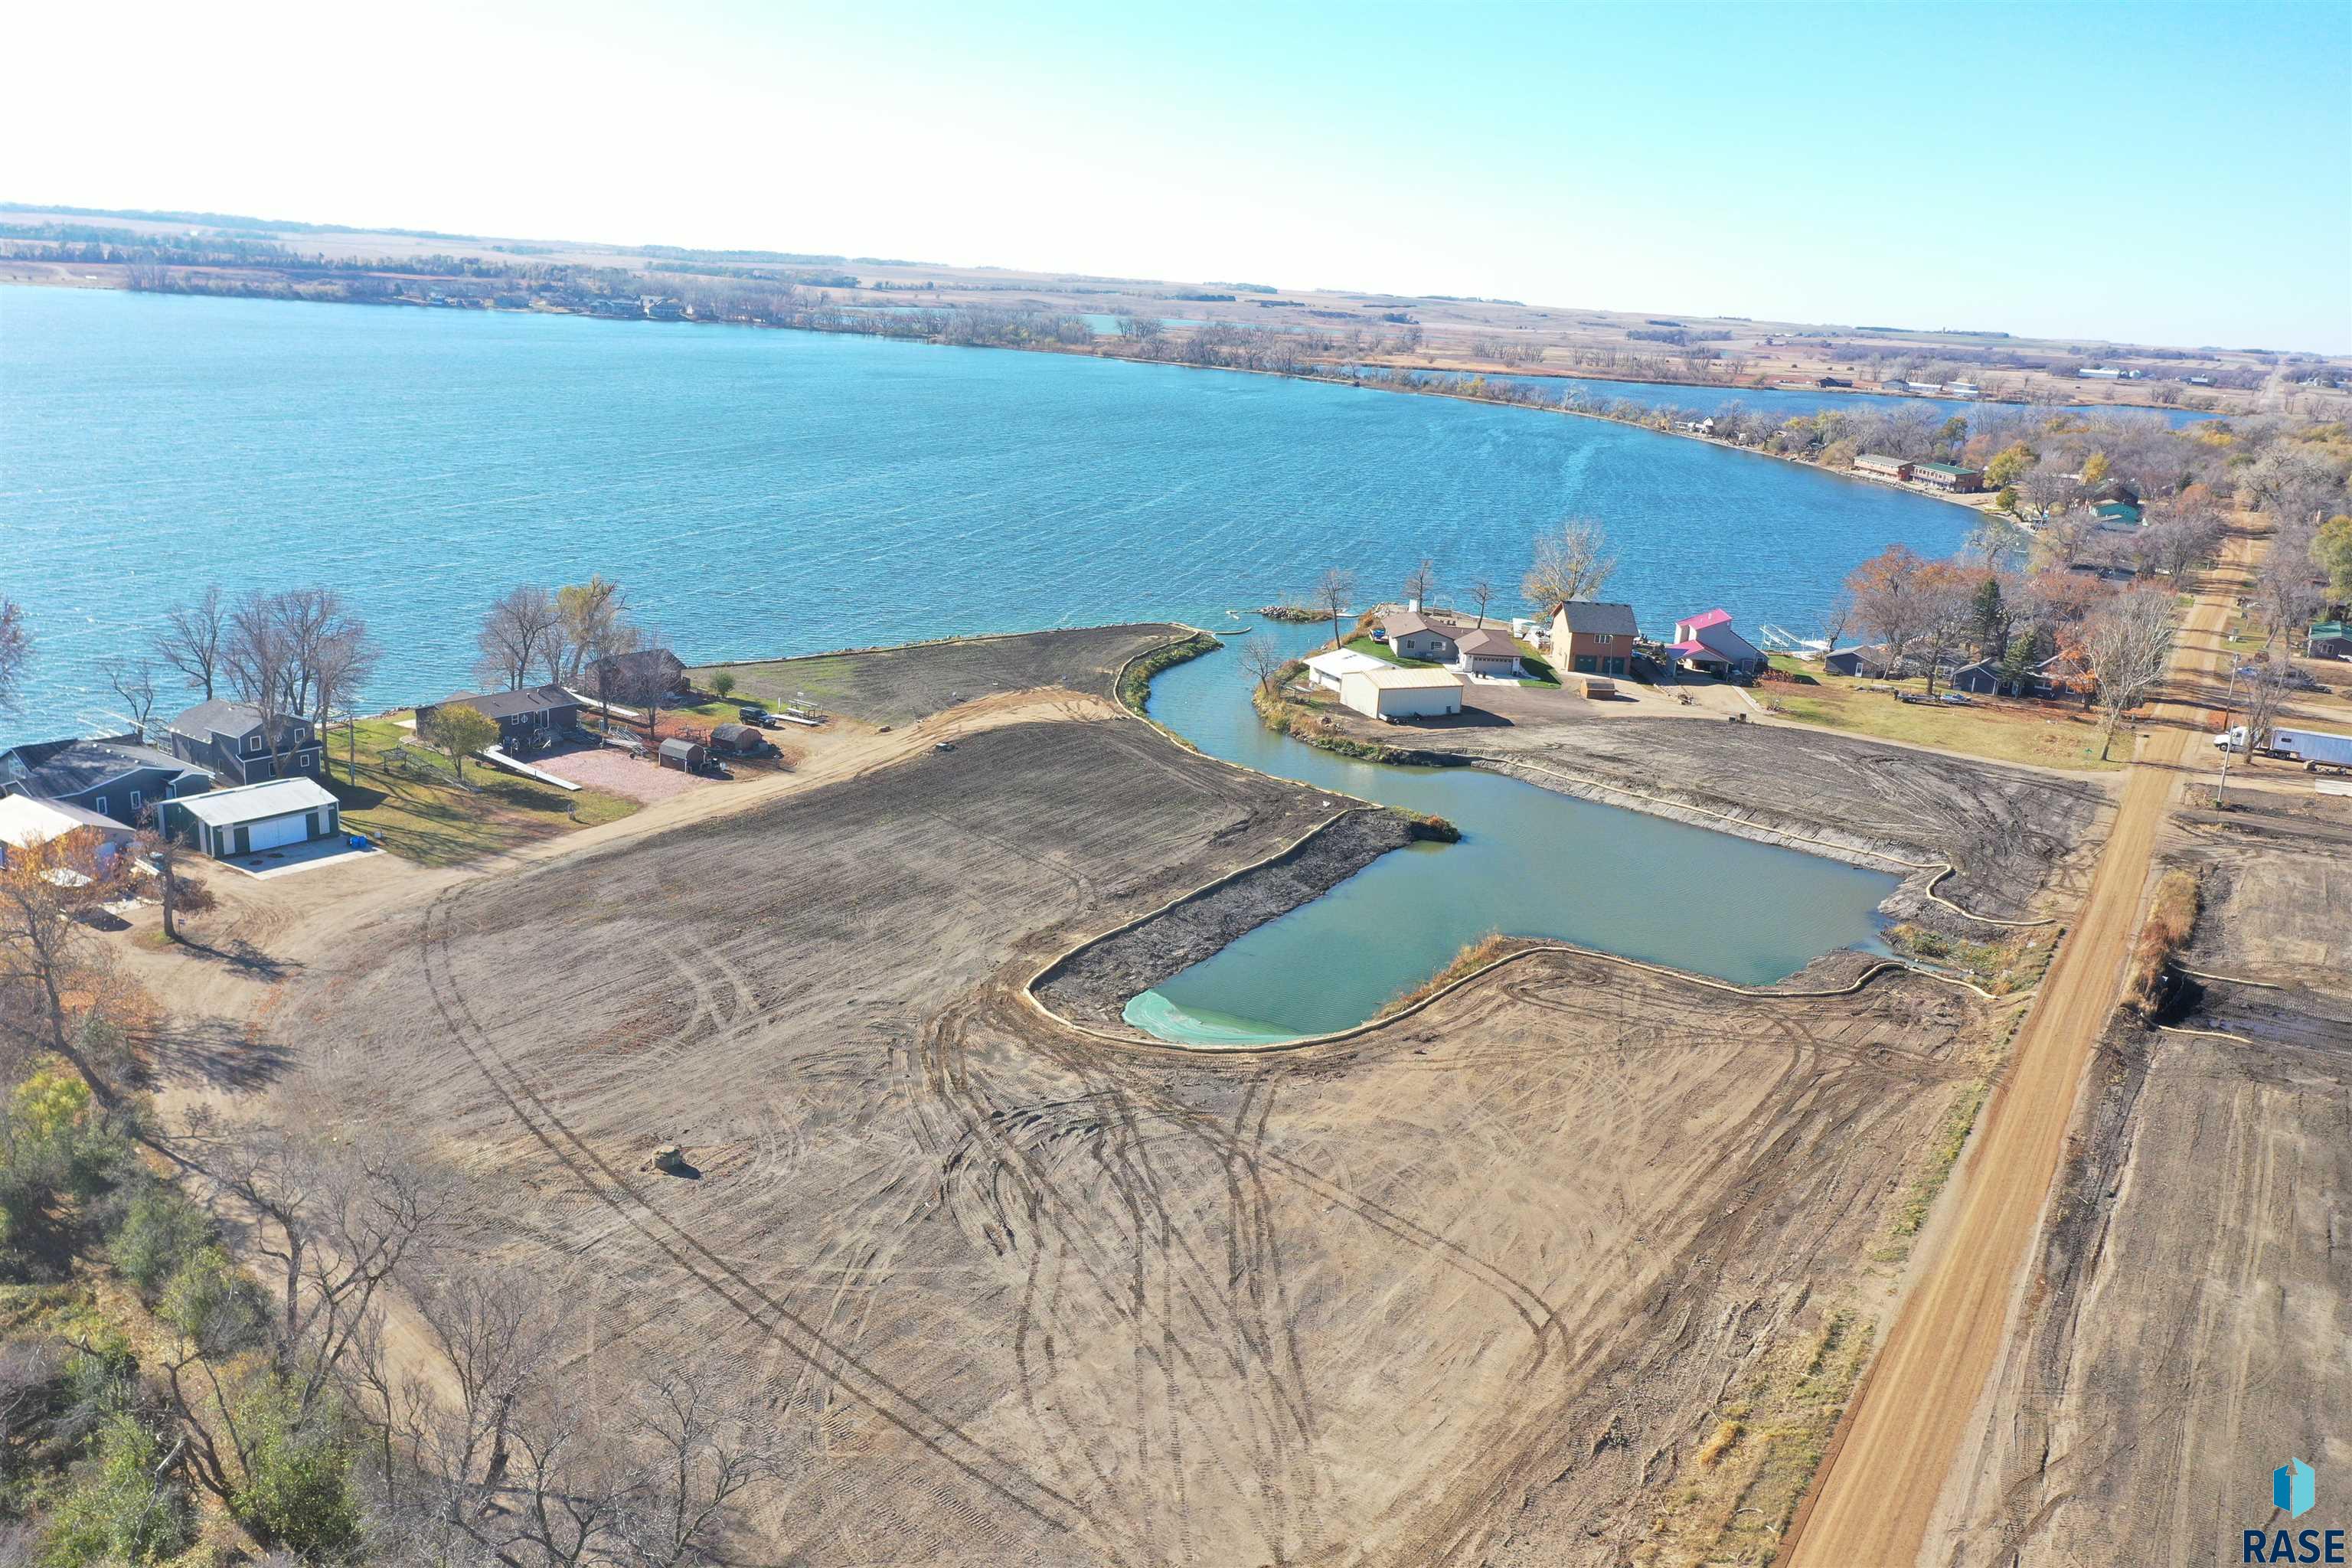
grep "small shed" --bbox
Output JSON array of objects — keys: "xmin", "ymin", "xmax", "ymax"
[
  {"xmin": 710, "ymin": 723, "xmax": 766, "ymax": 756},
  {"xmin": 1825, "ymin": 644, "xmax": 1893, "ymax": 679},
  {"xmin": 1338, "ymin": 667, "xmax": 1463, "ymax": 721},
  {"xmin": 658, "ymin": 737, "xmax": 708, "ymax": 773}
]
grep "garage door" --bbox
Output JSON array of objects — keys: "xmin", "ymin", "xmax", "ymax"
[{"xmin": 246, "ymin": 814, "xmax": 309, "ymax": 852}]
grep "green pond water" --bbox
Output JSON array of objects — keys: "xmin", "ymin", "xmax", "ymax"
[{"xmin": 1123, "ymin": 622, "xmax": 1899, "ymax": 1044}]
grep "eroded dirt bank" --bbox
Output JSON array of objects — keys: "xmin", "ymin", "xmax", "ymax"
[{"xmin": 1031, "ymin": 808, "xmax": 1419, "ymax": 1031}]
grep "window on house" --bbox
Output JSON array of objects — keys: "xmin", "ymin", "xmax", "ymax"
[
  {"xmin": 246, "ymin": 736, "xmax": 261, "ymax": 753},
  {"xmin": 93, "ymin": 796, "xmax": 107, "ymax": 817},
  {"xmin": 130, "ymin": 790, "xmax": 142, "ymax": 811}
]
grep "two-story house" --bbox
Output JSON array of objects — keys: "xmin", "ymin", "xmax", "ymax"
[
  {"xmin": 1547, "ymin": 601, "xmax": 1640, "ymax": 678},
  {"xmin": 0, "ymin": 733, "xmax": 214, "ymax": 825},
  {"xmin": 165, "ymin": 701, "xmax": 326, "ymax": 786}
]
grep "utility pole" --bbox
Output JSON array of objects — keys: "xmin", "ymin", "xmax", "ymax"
[{"xmin": 2215, "ymin": 667, "xmax": 2241, "ymax": 811}]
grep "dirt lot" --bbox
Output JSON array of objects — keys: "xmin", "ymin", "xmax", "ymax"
[
  {"xmin": 1939, "ymin": 789, "xmax": 2352, "ymax": 1568},
  {"xmin": 695, "ymin": 625, "xmax": 1184, "ymax": 726},
  {"xmin": 179, "ymin": 627, "xmax": 2116, "ymax": 1566},
  {"xmin": 535, "ymin": 743, "xmax": 707, "ymax": 803}
]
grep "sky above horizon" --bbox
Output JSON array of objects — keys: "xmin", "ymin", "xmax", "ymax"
[{"xmin": 11, "ymin": 0, "xmax": 2350, "ymax": 352}]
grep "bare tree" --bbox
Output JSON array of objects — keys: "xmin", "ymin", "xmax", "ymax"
[
  {"xmin": 2020, "ymin": 457, "xmax": 2076, "ymax": 522},
  {"xmin": 1401, "ymin": 558, "xmax": 1438, "ymax": 612},
  {"xmin": 306, "ymin": 621, "xmax": 381, "ymax": 782},
  {"xmin": 223, "ymin": 590, "xmax": 300, "ymax": 779},
  {"xmin": 2145, "ymin": 508, "xmax": 2225, "ymax": 582},
  {"xmin": 152, "ymin": 585, "xmax": 227, "ymax": 701},
  {"xmin": 584, "ymin": 617, "xmax": 645, "ymax": 732},
  {"xmin": 1236, "ymin": 634, "xmax": 1291, "ymax": 695},
  {"xmin": 0, "ymin": 834, "xmax": 133, "ymax": 1106},
  {"xmin": 100, "ymin": 655, "xmax": 162, "ymax": 737},
  {"xmin": 1465, "ymin": 576, "xmax": 1496, "ymax": 628},
  {"xmin": 613, "ymin": 1355, "xmax": 785, "ymax": 1568},
  {"xmin": 477, "ymin": 587, "xmax": 562, "ymax": 692},
  {"xmin": 0, "ymin": 599, "xmax": 28, "ymax": 717},
  {"xmin": 1314, "ymin": 568, "xmax": 1356, "ymax": 651},
  {"xmin": 2082, "ymin": 589, "xmax": 2179, "ymax": 759},
  {"xmin": 2219, "ymin": 656, "xmax": 2298, "ymax": 808},
  {"xmin": 1521, "ymin": 518, "xmax": 1617, "ymax": 610},
  {"xmin": 1913, "ymin": 562, "xmax": 1978, "ymax": 697},
  {"xmin": 132, "ymin": 815, "xmax": 217, "ymax": 946}
]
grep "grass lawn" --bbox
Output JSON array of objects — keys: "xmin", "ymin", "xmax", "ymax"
[
  {"xmin": 1342, "ymin": 635, "xmax": 1439, "ymax": 668},
  {"xmin": 1514, "ymin": 641, "xmax": 1560, "ymax": 688},
  {"xmin": 1762, "ymin": 658, "xmax": 2126, "ymax": 771},
  {"xmin": 322, "ymin": 715, "xmax": 639, "ymax": 867}
]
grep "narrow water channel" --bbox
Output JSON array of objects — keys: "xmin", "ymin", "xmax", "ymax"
[{"xmin": 1122, "ymin": 619, "xmax": 1898, "ymax": 1044}]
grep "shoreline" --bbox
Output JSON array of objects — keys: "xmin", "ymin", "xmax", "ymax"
[{"xmin": 0, "ymin": 273, "xmax": 2194, "ymax": 502}]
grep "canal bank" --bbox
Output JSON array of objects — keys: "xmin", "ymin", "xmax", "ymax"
[{"xmin": 1096, "ymin": 621, "xmax": 1913, "ymax": 1045}]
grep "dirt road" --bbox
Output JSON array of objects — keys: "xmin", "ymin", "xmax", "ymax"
[{"xmin": 1783, "ymin": 529, "xmax": 2254, "ymax": 1566}]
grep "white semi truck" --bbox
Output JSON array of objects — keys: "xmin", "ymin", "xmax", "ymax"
[{"xmin": 2213, "ymin": 724, "xmax": 2352, "ymax": 771}]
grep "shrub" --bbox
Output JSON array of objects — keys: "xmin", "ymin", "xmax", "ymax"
[
  {"xmin": 108, "ymin": 1186, "xmax": 214, "ymax": 1301},
  {"xmin": 1696, "ymin": 1419, "xmax": 1743, "ymax": 1468},
  {"xmin": 2123, "ymin": 869, "xmax": 2200, "ymax": 1021},
  {"xmin": 158, "ymin": 1246, "xmax": 267, "ymax": 1355},
  {"xmin": 710, "ymin": 671, "xmax": 737, "ymax": 701},
  {"xmin": 229, "ymin": 1377, "xmax": 361, "ymax": 1559},
  {"xmin": 38, "ymin": 1411, "xmax": 191, "ymax": 1566}
]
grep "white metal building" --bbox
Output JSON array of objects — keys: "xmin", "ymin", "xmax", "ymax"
[
  {"xmin": 0, "ymin": 796, "xmax": 133, "ymax": 871},
  {"xmin": 1338, "ymin": 667, "xmax": 1464, "ymax": 720},
  {"xmin": 162, "ymin": 778, "xmax": 342, "ymax": 861},
  {"xmin": 1302, "ymin": 648, "xmax": 1390, "ymax": 694}
]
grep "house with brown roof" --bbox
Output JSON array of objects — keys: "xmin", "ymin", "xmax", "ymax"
[{"xmin": 1547, "ymin": 601, "xmax": 1639, "ymax": 678}]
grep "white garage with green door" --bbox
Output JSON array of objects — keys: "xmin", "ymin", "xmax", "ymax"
[{"xmin": 162, "ymin": 778, "xmax": 341, "ymax": 861}]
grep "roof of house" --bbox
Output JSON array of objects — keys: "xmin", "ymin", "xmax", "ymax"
[
  {"xmin": 1913, "ymin": 461, "xmax": 1981, "ymax": 477},
  {"xmin": 2305, "ymin": 622, "xmax": 2347, "ymax": 640},
  {"xmin": 1, "ymin": 736, "xmax": 210, "ymax": 799},
  {"xmin": 1677, "ymin": 609, "xmax": 1733, "ymax": 634},
  {"xmin": 169, "ymin": 778, "xmax": 338, "ymax": 828},
  {"xmin": 1303, "ymin": 649, "xmax": 1390, "ymax": 680},
  {"xmin": 1828, "ymin": 642, "xmax": 1892, "ymax": 662},
  {"xmin": 1348, "ymin": 667, "xmax": 1463, "ymax": 691},
  {"xmin": 1552, "ymin": 600, "xmax": 1639, "ymax": 638},
  {"xmin": 428, "ymin": 684, "xmax": 578, "ymax": 721},
  {"xmin": 1855, "ymin": 452, "xmax": 1910, "ymax": 466},
  {"xmin": 1665, "ymin": 641, "xmax": 1721, "ymax": 660},
  {"xmin": 1451, "ymin": 627, "xmax": 1519, "ymax": 658},
  {"xmin": 169, "ymin": 700, "xmax": 310, "ymax": 743},
  {"xmin": 1379, "ymin": 610, "xmax": 1456, "ymax": 644},
  {"xmin": 596, "ymin": 648, "xmax": 686, "ymax": 677},
  {"xmin": 0, "ymin": 795, "xmax": 133, "ymax": 850}
]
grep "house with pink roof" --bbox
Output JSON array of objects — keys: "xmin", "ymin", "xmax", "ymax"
[{"xmin": 1664, "ymin": 609, "xmax": 1766, "ymax": 678}]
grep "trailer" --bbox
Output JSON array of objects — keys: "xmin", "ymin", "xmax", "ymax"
[{"xmin": 2214, "ymin": 724, "xmax": 2352, "ymax": 770}]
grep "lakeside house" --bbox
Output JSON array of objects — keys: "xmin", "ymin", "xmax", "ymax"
[
  {"xmin": 592, "ymin": 648, "xmax": 690, "ymax": 703},
  {"xmin": 1824, "ymin": 643, "xmax": 1895, "ymax": 679},
  {"xmin": 0, "ymin": 796, "xmax": 133, "ymax": 871},
  {"xmin": 1911, "ymin": 461, "xmax": 1984, "ymax": 493},
  {"xmin": 166, "ymin": 701, "xmax": 325, "ymax": 786},
  {"xmin": 1451, "ymin": 626, "xmax": 1524, "ymax": 678},
  {"xmin": 1377, "ymin": 610, "xmax": 1462, "ymax": 663},
  {"xmin": 158, "ymin": 777, "xmax": 342, "ymax": 861},
  {"xmin": 1338, "ymin": 666, "xmax": 1463, "ymax": 721},
  {"xmin": 1664, "ymin": 609, "xmax": 1766, "ymax": 678},
  {"xmin": 0, "ymin": 734, "xmax": 214, "ymax": 825},
  {"xmin": 416, "ymin": 684, "xmax": 583, "ymax": 749},
  {"xmin": 1547, "ymin": 601, "xmax": 1638, "ymax": 678},
  {"xmin": 2093, "ymin": 499, "xmax": 2144, "ymax": 527},
  {"xmin": 1854, "ymin": 452, "xmax": 1913, "ymax": 482},
  {"xmin": 2308, "ymin": 622, "xmax": 2352, "ymax": 661}
]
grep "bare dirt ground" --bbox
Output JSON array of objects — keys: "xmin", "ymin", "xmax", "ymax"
[
  {"xmin": 534, "ymin": 743, "xmax": 708, "ymax": 802},
  {"xmin": 116, "ymin": 626, "xmax": 2117, "ymax": 1566},
  {"xmin": 696, "ymin": 625, "xmax": 1186, "ymax": 726},
  {"xmin": 1938, "ymin": 788, "xmax": 2352, "ymax": 1568}
]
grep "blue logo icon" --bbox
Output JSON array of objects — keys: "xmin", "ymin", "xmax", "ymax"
[{"xmin": 2278, "ymin": 1458, "xmax": 2317, "ymax": 1520}]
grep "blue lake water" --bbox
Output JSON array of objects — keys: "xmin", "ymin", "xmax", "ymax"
[
  {"xmin": 1120, "ymin": 619, "xmax": 1897, "ymax": 1044},
  {"xmin": 0, "ymin": 288, "xmax": 1981, "ymax": 740}
]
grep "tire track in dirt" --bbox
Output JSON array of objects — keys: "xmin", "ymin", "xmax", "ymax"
[{"xmin": 414, "ymin": 884, "xmax": 1089, "ymax": 1540}]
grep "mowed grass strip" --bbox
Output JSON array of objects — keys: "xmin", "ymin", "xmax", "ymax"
[
  {"xmin": 1763, "ymin": 657, "xmax": 2125, "ymax": 771},
  {"xmin": 323, "ymin": 715, "xmax": 639, "ymax": 867}
]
